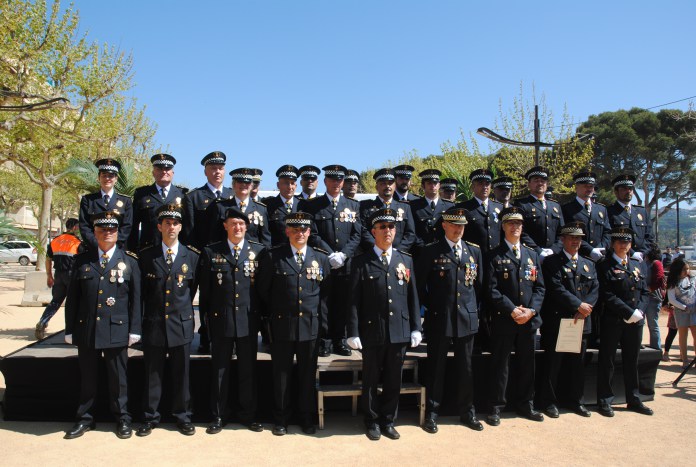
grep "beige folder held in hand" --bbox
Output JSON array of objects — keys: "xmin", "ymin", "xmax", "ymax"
[{"xmin": 555, "ymin": 318, "xmax": 583, "ymax": 353}]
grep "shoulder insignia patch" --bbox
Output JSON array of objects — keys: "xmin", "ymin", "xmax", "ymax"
[
  {"xmin": 125, "ymin": 251, "xmax": 139, "ymax": 259},
  {"xmin": 186, "ymin": 245, "xmax": 201, "ymax": 254}
]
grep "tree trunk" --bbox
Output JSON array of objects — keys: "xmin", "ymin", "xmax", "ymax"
[{"xmin": 36, "ymin": 184, "xmax": 53, "ymax": 271}]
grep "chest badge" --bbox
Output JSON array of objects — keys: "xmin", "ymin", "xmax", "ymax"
[{"xmin": 106, "ymin": 297, "xmax": 116, "ymax": 306}]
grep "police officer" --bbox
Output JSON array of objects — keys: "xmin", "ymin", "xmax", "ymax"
[
  {"xmin": 514, "ymin": 166, "xmax": 564, "ymax": 258},
  {"xmin": 299, "ymin": 164, "xmax": 362, "ymax": 357},
  {"xmin": 347, "ymin": 208, "xmax": 422, "ymax": 440},
  {"xmin": 64, "ymin": 210, "xmax": 141, "ymax": 439},
  {"xmin": 410, "ymin": 169, "xmax": 454, "ymax": 249},
  {"xmin": 128, "ymin": 154, "xmax": 188, "ymax": 252},
  {"xmin": 199, "ymin": 207, "xmax": 268, "ymax": 434},
  {"xmin": 256, "ymin": 212, "xmax": 331, "ymax": 436},
  {"xmin": 298, "ymin": 165, "xmax": 321, "ymax": 199},
  {"xmin": 561, "ymin": 171, "xmax": 611, "ymax": 261},
  {"xmin": 250, "ymin": 168, "xmax": 263, "ymax": 202},
  {"xmin": 264, "ymin": 165, "xmax": 302, "ymax": 247},
  {"xmin": 539, "ymin": 221, "xmax": 599, "ymax": 418},
  {"xmin": 393, "ymin": 164, "xmax": 420, "ymax": 202},
  {"xmin": 492, "ymin": 176, "xmax": 513, "ymax": 208},
  {"xmin": 456, "ymin": 169, "xmax": 503, "ymax": 253},
  {"xmin": 79, "ymin": 159, "xmax": 133, "ymax": 251},
  {"xmin": 596, "ymin": 227, "xmax": 653, "ymax": 417},
  {"xmin": 342, "ymin": 169, "xmax": 360, "ymax": 199},
  {"xmin": 606, "ymin": 174, "xmax": 655, "ymax": 261},
  {"xmin": 416, "ymin": 207, "xmax": 484, "ymax": 434},
  {"xmin": 136, "ymin": 204, "xmax": 199, "ymax": 437},
  {"xmin": 439, "ymin": 178, "xmax": 458, "ymax": 202},
  {"xmin": 35, "ymin": 218, "xmax": 83, "ymax": 339},
  {"xmin": 359, "ymin": 168, "xmax": 416, "ymax": 254},
  {"xmin": 486, "ymin": 206, "xmax": 545, "ymax": 426}
]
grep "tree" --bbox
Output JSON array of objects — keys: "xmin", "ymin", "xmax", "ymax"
[{"xmin": 577, "ymin": 108, "xmax": 696, "ymax": 223}]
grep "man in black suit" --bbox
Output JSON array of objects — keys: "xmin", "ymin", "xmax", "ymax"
[
  {"xmin": 250, "ymin": 168, "xmax": 263, "ymax": 203},
  {"xmin": 410, "ymin": 169, "xmax": 454, "ymax": 249},
  {"xmin": 262, "ymin": 165, "xmax": 301, "ymax": 247},
  {"xmin": 513, "ymin": 166, "xmax": 564, "ymax": 258},
  {"xmin": 561, "ymin": 171, "xmax": 611, "ymax": 262},
  {"xmin": 128, "ymin": 154, "xmax": 188, "ymax": 252},
  {"xmin": 298, "ymin": 165, "xmax": 321, "ymax": 199},
  {"xmin": 359, "ymin": 168, "xmax": 416, "ymax": 254},
  {"xmin": 492, "ymin": 176, "xmax": 513, "ymax": 208},
  {"xmin": 198, "ymin": 207, "xmax": 269, "ymax": 434},
  {"xmin": 257, "ymin": 212, "xmax": 331, "ymax": 436},
  {"xmin": 64, "ymin": 210, "xmax": 141, "ymax": 439},
  {"xmin": 606, "ymin": 174, "xmax": 655, "ymax": 261},
  {"xmin": 299, "ymin": 164, "xmax": 362, "ymax": 357},
  {"xmin": 456, "ymin": 169, "xmax": 503, "ymax": 253},
  {"xmin": 136, "ymin": 204, "xmax": 199, "ymax": 437},
  {"xmin": 596, "ymin": 227, "xmax": 654, "ymax": 417},
  {"xmin": 79, "ymin": 159, "xmax": 133, "ymax": 251},
  {"xmin": 416, "ymin": 207, "xmax": 484, "ymax": 434},
  {"xmin": 342, "ymin": 169, "xmax": 360, "ymax": 199},
  {"xmin": 438, "ymin": 178, "xmax": 458, "ymax": 202},
  {"xmin": 539, "ymin": 221, "xmax": 599, "ymax": 419},
  {"xmin": 393, "ymin": 164, "xmax": 420, "ymax": 202},
  {"xmin": 486, "ymin": 206, "xmax": 545, "ymax": 426},
  {"xmin": 347, "ymin": 208, "xmax": 422, "ymax": 441}
]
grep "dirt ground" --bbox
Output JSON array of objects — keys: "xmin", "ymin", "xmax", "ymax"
[{"xmin": 0, "ymin": 276, "xmax": 694, "ymax": 466}]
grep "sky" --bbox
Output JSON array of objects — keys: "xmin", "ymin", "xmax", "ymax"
[{"xmin": 68, "ymin": 0, "xmax": 696, "ymax": 190}]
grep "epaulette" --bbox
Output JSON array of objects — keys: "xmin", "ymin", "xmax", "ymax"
[
  {"xmin": 594, "ymin": 201, "xmax": 606, "ymax": 207},
  {"xmin": 312, "ymin": 247, "xmax": 330, "ymax": 255},
  {"xmin": 248, "ymin": 240, "xmax": 264, "ymax": 246},
  {"xmin": 177, "ymin": 185, "xmax": 189, "ymax": 194},
  {"xmin": 125, "ymin": 250, "xmax": 139, "ymax": 259},
  {"xmin": 632, "ymin": 204, "xmax": 644, "ymax": 208},
  {"xmin": 522, "ymin": 244, "xmax": 535, "ymax": 251},
  {"xmin": 579, "ymin": 254, "xmax": 593, "ymax": 261},
  {"xmin": 139, "ymin": 245, "xmax": 155, "ymax": 252},
  {"xmin": 465, "ymin": 240, "xmax": 481, "ymax": 249},
  {"xmin": 255, "ymin": 200, "xmax": 267, "ymax": 207},
  {"xmin": 395, "ymin": 249, "xmax": 412, "ymax": 257},
  {"xmin": 186, "ymin": 245, "xmax": 201, "ymax": 254},
  {"xmin": 424, "ymin": 241, "xmax": 438, "ymax": 247}
]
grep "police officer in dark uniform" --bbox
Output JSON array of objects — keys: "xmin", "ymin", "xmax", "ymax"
[
  {"xmin": 596, "ymin": 227, "xmax": 653, "ymax": 417},
  {"xmin": 561, "ymin": 171, "xmax": 611, "ymax": 262},
  {"xmin": 416, "ymin": 207, "xmax": 484, "ymax": 434},
  {"xmin": 264, "ymin": 165, "xmax": 302, "ymax": 247},
  {"xmin": 298, "ymin": 165, "xmax": 321, "ymax": 199},
  {"xmin": 182, "ymin": 151, "xmax": 233, "ymax": 353},
  {"xmin": 359, "ymin": 168, "xmax": 416, "ymax": 254},
  {"xmin": 439, "ymin": 178, "xmax": 458, "ymax": 202},
  {"xmin": 492, "ymin": 176, "xmax": 513, "ymax": 208},
  {"xmin": 393, "ymin": 164, "xmax": 420, "ymax": 202},
  {"xmin": 347, "ymin": 208, "xmax": 422, "ymax": 440},
  {"xmin": 342, "ymin": 169, "xmax": 361, "ymax": 199},
  {"xmin": 256, "ymin": 212, "xmax": 331, "ymax": 436},
  {"xmin": 539, "ymin": 221, "xmax": 599, "ymax": 419},
  {"xmin": 250, "ymin": 168, "xmax": 263, "ymax": 203},
  {"xmin": 199, "ymin": 207, "xmax": 268, "ymax": 434},
  {"xmin": 128, "ymin": 154, "xmax": 188, "ymax": 252},
  {"xmin": 410, "ymin": 169, "xmax": 454, "ymax": 249},
  {"xmin": 456, "ymin": 169, "xmax": 503, "ymax": 253},
  {"xmin": 136, "ymin": 204, "xmax": 199, "ymax": 437},
  {"xmin": 79, "ymin": 159, "xmax": 133, "ymax": 251},
  {"xmin": 486, "ymin": 206, "xmax": 545, "ymax": 426},
  {"xmin": 299, "ymin": 164, "xmax": 362, "ymax": 357},
  {"xmin": 64, "ymin": 210, "xmax": 141, "ymax": 439},
  {"xmin": 606, "ymin": 174, "xmax": 655, "ymax": 261}
]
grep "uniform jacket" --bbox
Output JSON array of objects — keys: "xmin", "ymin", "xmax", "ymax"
[
  {"xmin": 606, "ymin": 202, "xmax": 655, "ymax": 254},
  {"xmin": 597, "ymin": 255, "xmax": 650, "ymax": 322},
  {"xmin": 198, "ymin": 240, "xmax": 269, "ymax": 339},
  {"xmin": 299, "ymin": 194, "xmax": 362, "ymax": 258},
  {"xmin": 486, "ymin": 242, "xmax": 545, "ymax": 334},
  {"xmin": 257, "ymin": 244, "xmax": 331, "ymax": 342},
  {"xmin": 79, "ymin": 192, "xmax": 133, "ymax": 251},
  {"xmin": 264, "ymin": 195, "xmax": 302, "ymax": 247},
  {"xmin": 65, "ymin": 248, "xmax": 141, "ymax": 349},
  {"xmin": 561, "ymin": 200, "xmax": 611, "ymax": 257},
  {"xmin": 410, "ymin": 197, "xmax": 454, "ymax": 247},
  {"xmin": 457, "ymin": 198, "xmax": 503, "ymax": 252},
  {"xmin": 139, "ymin": 244, "xmax": 199, "ymax": 347},
  {"xmin": 540, "ymin": 252, "xmax": 599, "ymax": 334},
  {"xmin": 394, "ymin": 192, "xmax": 421, "ymax": 203},
  {"xmin": 347, "ymin": 249, "xmax": 421, "ymax": 346},
  {"xmin": 415, "ymin": 240, "xmax": 482, "ymax": 338},
  {"xmin": 359, "ymin": 197, "xmax": 416, "ymax": 253},
  {"xmin": 214, "ymin": 198, "xmax": 272, "ymax": 248},
  {"xmin": 183, "ymin": 185, "xmax": 234, "ymax": 250},
  {"xmin": 127, "ymin": 184, "xmax": 188, "ymax": 251},
  {"xmin": 514, "ymin": 195, "xmax": 564, "ymax": 253}
]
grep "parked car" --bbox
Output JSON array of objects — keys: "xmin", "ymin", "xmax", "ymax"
[{"xmin": 0, "ymin": 240, "xmax": 37, "ymax": 266}]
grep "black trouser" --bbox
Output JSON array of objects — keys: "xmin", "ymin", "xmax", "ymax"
[
  {"xmin": 210, "ymin": 336, "xmax": 257, "ymax": 422},
  {"xmin": 665, "ymin": 327, "xmax": 678, "ymax": 352},
  {"xmin": 488, "ymin": 330, "xmax": 536, "ymax": 413},
  {"xmin": 362, "ymin": 342, "xmax": 407, "ymax": 426},
  {"xmin": 426, "ymin": 334, "xmax": 476, "ymax": 419},
  {"xmin": 322, "ymin": 271, "xmax": 350, "ymax": 352},
  {"xmin": 39, "ymin": 270, "xmax": 71, "ymax": 325},
  {"xmin": 541, "ymin": 330, "xmax": 588, "ymax": 407},
  {"xmin": 271, "ymin": 339, "xmax": 318, "ymax": 426},
  {"xmin": 142, "ymin": 343, "xmax": 191, "ymax": 424},
  {"xmin": 76, "ymin": 346, "xmax": 130, "ymax": 423},
  {"xmin": 597, "ymin": 317, "xmax": 643, "ymax": 406}
]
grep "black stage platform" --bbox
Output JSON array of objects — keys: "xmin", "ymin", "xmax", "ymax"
[{"xmin": 0, "ymin": 329, "xmax": 660, "ymax": 423}]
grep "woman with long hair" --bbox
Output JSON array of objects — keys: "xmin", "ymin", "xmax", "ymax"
[{"xmin": 665, "ymin": 258, "xmax": 696, "ymax": 369}]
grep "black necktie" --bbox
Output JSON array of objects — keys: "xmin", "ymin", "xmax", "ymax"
[
  {"xmin": 103, "ymin": 194, "xmax": 110, "ymax": 205},
  {"xmin": 160, "ymin": 187, "xmax": 167, "ymax": 200},
  {"xmin": 215, "ymin": 190, "xmax": 221, "ymax": 199},
  {"xmin": 430, "ymin": 200, "xmax": 436, "ymax": 210}
]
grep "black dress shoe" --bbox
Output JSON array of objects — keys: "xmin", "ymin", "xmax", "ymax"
[
  {"xmin": 245, "ymin": 421, "xmax": 264, "ymax": 432},
  {"xmin": 272, "ymin": 425, "xmax": 287, "ymax": 436},
  {"xmin": 334, "ymin": 345, "xmax": 352, "ymax": 357},
  {"xmin": 544, "ymin": 405, "xmax": 560, "ymax": 419},
  {"xmin": 461, "ymin": 415, "xmax": 484, "ymax": 431},
  {"xmin": 627, "ymin": 402, "xmax": 654, "ymax": 416},
  {"xmin": 64, "ymin": 421, "xmax": 95, "ymax": 439},
  {"xmin": 177, "ymin": 422, "xmax": 196, "ymax": 436},
  {"xmin": 136, "ymin": 422, "xmax": 156, "ymax": 437},
  {"xmin": 382, "ymin": 425, "xmax": 400, "ymax": 440},
  {"xmin": 302, "ymin": 423, "xmax": 317, "ymax": 435},
  {"xmin": 423, "ymin": 418, "xmax": 438, "ymax": 434},
  {"xmin": 574, "ymin": 405, "xmax": 592, "ymax": 418},
  {"xmin": 486, "ymin": 413, "xmax": 500, "ymax": 426},
  {"xmin": 206, "ymin": 417, "xmax": 223, "ymax": 434},
  {"xmin": 318, "ymin": 348, "xmax": 331, "ymax": 358},
  {"xmin": 517, "ymin": 408, "xmax": 544, "ymax": 422},
  {"xmin": 366, "ymin": 424, "xmax": 381, "ymax": 440},
  {"xmin": 116, "ymin": 420, "xmax": 132, "ymax": 439},
  {"xmin": 597, "ymin": 403, "xmax": 614, "ymax": 417}
]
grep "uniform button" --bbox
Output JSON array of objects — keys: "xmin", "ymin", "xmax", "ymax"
[
  {"xmin": 214, "ymin": 313, "xmax": 218, "ymax": 317},
  {"xmin": 98, "ymin": 290, "xmax": 103, "ymax": 294},
  {"xmin": 235, "ymin": 293, "xmax": 239, "ymax": 298},
  {"xmin": 457, "ymin": 305, "xmax": 461, "ymax": 309},
  {"xmin": 278, "ymin": 315, "xmax": 282, "ymax": 318},
  {"xmin": 577, "ymin": 287, "xmax": 581, "ymax": 291},
  {"xmin": 235, "ymin": 307, "xmax": 239, "ymax": 310},
  {"xmin": 520, "ymin": 279, "xmax": 522, "ymax": 283},
  {"xmin": 390, "ymin": 312, "xmax": 393, "ymax": 315},
  {"xmin": 165, "ymin": 315, "xmax": 169, "ymax": 319},
  {"xmin": 166, "ymin": 290, "xmax": 171, "ymax": 294},
  {"xmin": 299, "ymin": 312, "xmax": 303, "ymax": 317},
  {"xmin": 335, "ymin": 239, "xmax": 339, "ymax": 242},
  {"xmin": 387, "ymin": 273, "xmax": 390, "ymax": 277},
  {"xmin": 389, "ymin": 299, "xmax": 392, "ymax": 303},
  {"xmin": 520, "ymin": 292, "xmax": 524, "ymax": 296},
  {"xmin": 165, "ymin": 302, "xmax": 169, "ymax": 306},
  {"xmin": 388, "ymin": 286, "xmax": 392, "ymax": 290},
  {"xmin": 457, "ymin": 292, "xmax": 461, "ymax": 297},
  {"xmin": 457, "ymin": 280, "xmax": 460, "ymax": 284},
  {"xmin": 631, "ymin": 287, "xmax": 635, "ymax": 290},
  {"xmin": 235, "ymin": 268, "xmax": 239, "ymax": 272},
  {"xmin": 100, "ymin": 277, "xmax": 104, "ymax": 280},
  {"xmin": 96, "ymin": 316, "xmax": 100, "ymax": 321},
  {"xmin": 79, "ymin": 320, "xmax": 83, "ymax": 323},
  {"xmin": 166, "ymin": 277, "xmax": 171, "ymax": 281},
  {"xmin": 98, "ymin": 304, "xmax": 102, "ymax": 308},
  {"xmin": 236, "ymin": 281, "xmax": 239, "ymax": 285},
  {"xmin": 368, "ymin": 320, "xmax": 372, "ymax": 324},
  {"xmin": 299, "ymin": 300, "xmax": 303, "ymax": 304},
  {"xmin": 299, "ymin": 287, "xmax": 303, "ymax": 291}
]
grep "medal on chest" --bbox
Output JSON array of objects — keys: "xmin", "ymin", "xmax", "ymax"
[{"xmin": 464, "ymin": 256, "xmax": 477, "ymax": 286}]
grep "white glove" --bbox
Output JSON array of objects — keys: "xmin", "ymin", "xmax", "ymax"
[
  {"xmin": 540, "ymin": 248, "xmax": 554, "ymax": 257},
  {"xmin": 346, "ymin": 336, "xmax": 362, "ymax": 350},
  {"xmin": 328, "ymin": 252, "xmax": 345, "ymax": 269},
  {"xmin": 590, "ymin": 248, "xmax": 605, "ymax": 261},
  {"xmin": 624, "ymin": 309, "xmax": 644, "ymax": 324},
  {"xmin": 64, "ymin": 334, "xmax": 73, "ymax": 345},
  {"xmin": 631, "ymin": 251, "xmax": 644, "ymax": 262},
  {"xmin": 128, "ymin": 334, "xmax": 141, "ymax": 346},
  {"xmin": 410, "ymin": 330, "xmax": 422, "ymax": 348}
]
